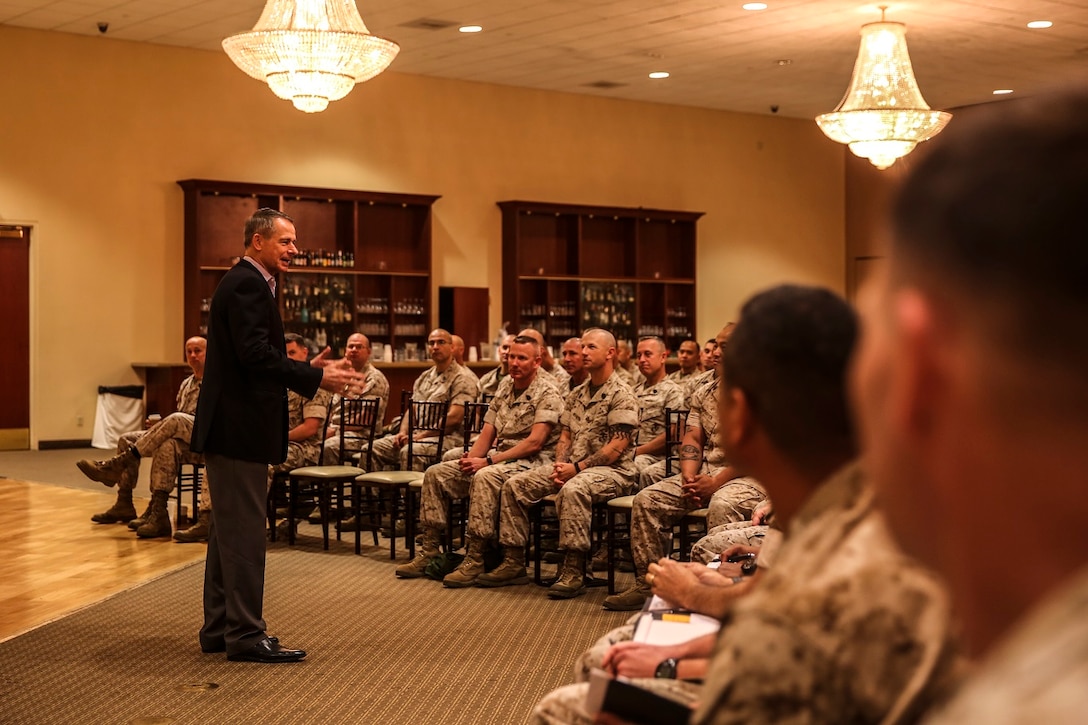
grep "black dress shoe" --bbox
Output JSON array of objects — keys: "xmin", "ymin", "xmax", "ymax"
[
  {"xmin": 227, "ymin": 637, "xmax": 305, "ymax": 663},
  {"xmin": 202, "ymin": 635, "xmax": 277, "ymax": 654}
]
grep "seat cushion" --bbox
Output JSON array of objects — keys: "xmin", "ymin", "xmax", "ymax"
[
  {"xmin": 290, "ymin": 465, "xmax": 365, "ymax": 479},
  {"xmin": 607, "ymin": 495, "xmax": 636, "ymax": 510},
  {"xmin": 356, "ymin": 470, "xmax": 425, "ymax": 486}
]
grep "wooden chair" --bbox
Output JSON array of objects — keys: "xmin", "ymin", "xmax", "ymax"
[
  {"xmin": 531, "ymin": 494, "xmax": 611, "ymax": 586},
  {"xmin": 174, "ymin": 460, "xmax": 204, "ymax": 528},
  {"xmin": 276, "ymin": 397, "xmax": 382, "ymax": 550},
  {"xmin": 352, "ymin": 398, "xmax": 450, "ymax": 559},
  {"xmin": 434, "ymin": 400, "xmax": 489, "ymax": 551},
  {"xmin": 602, "ymin": 408, "xmax": 691, "ymax": 591},
  {"xmin": 663, "ymin": 407, "xmax": 690, "ymax": 478}
]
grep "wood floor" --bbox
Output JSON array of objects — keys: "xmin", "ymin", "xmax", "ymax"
[{"xmin": 0, "ymin": 480, "xmax": 206, "ymax": 642}]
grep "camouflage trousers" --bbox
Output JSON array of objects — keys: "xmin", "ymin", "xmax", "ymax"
[
  {"xmin": 637, "ymin": 458, "xmax": 670, "ymax": 491},
  {"xmin": 364, "ymin": 433, "xmax": 463, "ymax": 472},
  {"xmin": 500, "ymin": 465, "xmax": 635, "ymax": 553},
  {"xmin": 418, "ymin": 454, "xmax": 541, "ymax": 540},
  {"xmin": 634, "ymin": 454, "xmax": 665, "ymax": 489},
  {"xmin": 629, "ymin": 469, "xmax": 767, "ymax": 579},
  {"xmin": 320, "ymin": 431, "xmax": 365, "ymax": 465},
  {"xmin": 689, "ymin": 522, "xmax": 771, "ymax": 564},
  {"xmin": 115, "ymin": 412, "xmax": 202, "ymax": 495},
  {"xmin": 530, "ymin": 678, "xmax": 699, "ymax": 725},
  {"xmin": 575, "ymin": 621, "xmax": 637, "ymax": 681},
  {"xmin": 198, "ymin": 442, "xmax": 314, "ymax": 513}
]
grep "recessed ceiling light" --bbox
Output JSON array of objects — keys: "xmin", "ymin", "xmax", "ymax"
[
  {"xmin": 993, "ymin": 89, "xmax": 1014, "ymax": 95},
  {"xmin": 649, "ymin": 71, "xmax": 670, "ymax": 79},
  {"xmin": 775, "ymin": 59, "xmax": 792, "ymax": 66},
  {"xmin": 743, "ymin": 2, "xmax": 768, "ymax": 10},
  {"xmin": 459, "ymin": 25, "xmax": 483, "ymax": 33},
  {"xmin": 1026, "ymin": 20, "xmax": 1052, "ymax": 29}
]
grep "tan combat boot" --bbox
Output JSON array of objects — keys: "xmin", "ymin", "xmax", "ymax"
[
  {"xmin": 548, "ymin": 550, "xmax": 587, "ymax": 599},
  {"xmin": 76, "ymin": 449, "xmax": 137, "ymax": 487},
  {"xmin": 394, "ymin": 528, "xmax": 441, "ymax": 579},
  {"xmin": 442, "ymin": 538, "xmax": 487, "ymax": 589},
  {"xmin": 127, "ymin": 500, "xmax": 154, "ymax": 530},
  {"xmin": 173, "ymin": 509, "xmax": 210, "ymax": 543},
  {"xmin": 602, "ymin": 580, "xmax": 652, "ymax": 611},
  {"xmin": 475, "ymin": 547, "xmax": 530, "ymax": 588},
  {"xmin": 136, "ymin": 491, "xmax": 173, "ymax": 539},
  {"xmin": 91, "ymin": 489, "xmax": 138, "ymax": 524}
]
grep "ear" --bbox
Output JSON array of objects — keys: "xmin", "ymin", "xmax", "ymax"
[
  {"xmin": 890, "ymin": 288, "xmax": 949, "ymax": 441},
  {"xmin": 720, "ymin": 385, "xmax": 755, "ymax": 451}
]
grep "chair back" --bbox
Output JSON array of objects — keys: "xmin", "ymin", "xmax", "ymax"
[
  {"xmin": 335, "ymin": 396, "xmax": 383, "ymax": 470},
  {"xmin": 462, "ymin": 401, "xmax": 490, "ymax": 453},
  {"xmin": 664, "ymin": 407, "xmax": 690, "ymax": 478},
  {"xmin": 405, "ymin": 398, "xmax": 451, "ymax": 470}
]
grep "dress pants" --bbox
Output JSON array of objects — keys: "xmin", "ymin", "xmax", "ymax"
[{"xmin": 200, "ymin": 452, "xmax": 269, "ymax": 654}]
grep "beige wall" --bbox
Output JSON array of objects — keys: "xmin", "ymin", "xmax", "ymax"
[{"xmin": 0, "ymin": 26, "xmax": 845, "ymax": 445}]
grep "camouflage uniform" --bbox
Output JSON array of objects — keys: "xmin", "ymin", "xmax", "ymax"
[
  {"xmin": 632, "ymin": 377, "xmax": 685, "ymax": 480},
  {"xmin": 532, "ymin": 465, "xmax": 962, "ymax": 725},
  {"xmin": 686, "ymin": 368, "xmax": 716, "ymax": 400},
  {"xmin": 366, "ymin": 361, "xmax": 479, "ymax": 471},
  {"xmin": 692, "ymin": 463, "xmax": 963, "ymax": 725},
  {"xmin": 667, "ymin": 368, "xmax": 704, "ymax": 407},
  {"xmin": 115, "ymin": 374, "xmax": 202, "ymax": 496},
  {"xmin": 614, "ymin": 365, "xmax": 639, "ymax": 389},
  {"xmin": 320, "ymin": 362, "xmax": 390, "ymax": 464},
  {"xmin": 268, "ymin": 388, "xmax": 331, "ymax": 484},
  {"xmin": 921, "ymin": 568, "xmax": 1088, "ymax": 725},
  {"xmin": 689, "ymin": 521, "xmax": 773, "ymax": 564},
  {"xmin": 499, "ymin": 371, "xmax": 639, "ymax": 553},
  {"xmin": 544, "ymin": 364, "xmax": 571, "ymax": 388},
  {"xmin": 477, "ymin": 366, "xmax": 506, "ymax": 401},
  {"xmin": 636, "ymin": 458, "xmax": 670, "ymax": 490},
  {"xmin": 628, "ymin": 376, "xmax": 767, "ymax": 581},
  {"xmin": 419, "ymin": 373, "xmax": 563, "ymax": 538}
]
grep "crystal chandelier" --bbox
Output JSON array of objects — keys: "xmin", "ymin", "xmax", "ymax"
[
  {"xmin": 223, "ymin": 0, "xmax": 399, "ymax": 113},
  {"xmin": 816, "ymin": 9, "xmax": 951, "ymax": 169}
]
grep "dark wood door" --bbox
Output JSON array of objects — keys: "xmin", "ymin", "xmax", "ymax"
[
  {"xmin": 0, "ymin": 226, "xmax": 30, "ymax": 450},
  {"xmin": 438, "ymin": 286, "xmax": 490, "ymax": 360}
]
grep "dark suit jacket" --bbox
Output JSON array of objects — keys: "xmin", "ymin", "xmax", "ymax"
[{"xmin": 192, "ymin": 260, "xmax": 322, "ymax": 464}]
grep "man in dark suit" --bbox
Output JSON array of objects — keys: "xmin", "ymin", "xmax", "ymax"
[{"xmin": 192, "ymin": 208, "xmax": 360, "ymax": 663}]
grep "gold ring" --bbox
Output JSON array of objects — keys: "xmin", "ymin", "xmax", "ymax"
[{"xmin": 647, "ymin": 573, "xmax": 655, "ymax": 586}]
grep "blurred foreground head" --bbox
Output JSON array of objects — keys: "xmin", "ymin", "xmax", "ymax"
[{"xmin": 851, "ymin": 88, "xmax": 1088, "ymax": 656}]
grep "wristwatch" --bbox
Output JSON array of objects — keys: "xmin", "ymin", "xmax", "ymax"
[
  {"xmin": 654, "ymin": 657, "xmax": 678, "ymax": 679},
  {"xmin": 740, "ymin": 558, "xmax": 758, "ymax": 576}
]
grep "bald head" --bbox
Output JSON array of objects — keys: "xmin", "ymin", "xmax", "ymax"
[
  {"xmin": 345, "ymin": 333, "xmax": 371, "ymax": 370},
  {"xmin": 451, "ymin": 334, "xmax": 466, "ymax": 364},
  {"xmin": 185, "ymin": 336, "xmax": 207, "ymax": 377},
  {"xmin": 427, "ymin": 328, "xmax": 454, "ymax": 368}
]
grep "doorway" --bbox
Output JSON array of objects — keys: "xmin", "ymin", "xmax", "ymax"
[{"xmin": 0, "ymin": 225, "xmax": 30, "ymax": 450}]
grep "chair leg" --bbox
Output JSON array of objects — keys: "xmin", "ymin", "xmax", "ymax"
[
  {"xmin": 532, "ymin": 503, "xmax": 543, "ymax": 585},
  {"xmin": 388, "ymin": 488, "xmax": 398, "ymax": 561},
  {"xmin": 319, "ymin": 485, "xmax": 331, "ymax": 551},
  {"xmin": 353, "ymin": 483, "xmax": 362, "ymax": 556},
  {"xmin": 607, "ymin": 507, "xmax": 617, "ymax": 595},
  {"xmin": 267, "ymin": 480, "xmax": 277, "ymax": 542},
  {"xmin": 405, "ymin": 486, "xmax": 416, "ymax": 561},
  {"xmin": 287, "ymin": 479, "xmax": 298, "ymax": 546}
]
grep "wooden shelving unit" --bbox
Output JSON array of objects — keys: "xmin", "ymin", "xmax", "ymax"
[
  {"xmin": 499, "ymin": 200, "xmax": 702, "ymax": 350},
  {"xmin": 179, "ymin": 179, "xmax": 439, "ymax": 356}
]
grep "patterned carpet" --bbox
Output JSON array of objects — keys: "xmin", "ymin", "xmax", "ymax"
[{"xmin": 0, "ymin": 536, "xmax": 632, "ymax": 724}]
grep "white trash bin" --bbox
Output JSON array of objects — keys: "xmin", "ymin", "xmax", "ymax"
[{"xmin": 91, "ymin": 385, "xmax": 145, "ymax": 450}]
